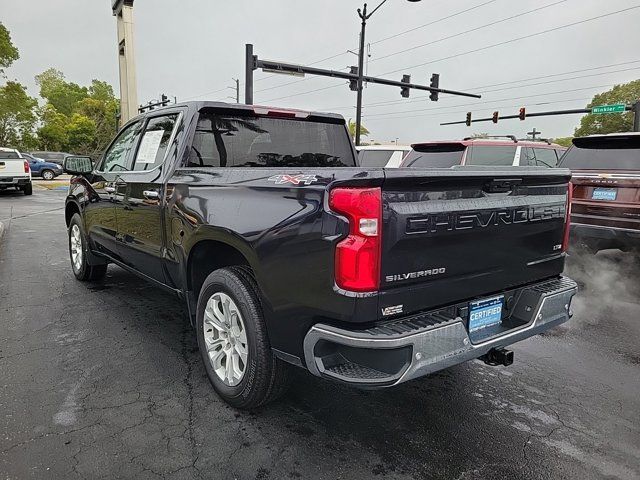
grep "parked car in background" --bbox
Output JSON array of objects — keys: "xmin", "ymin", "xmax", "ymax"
[
  {"xmin": 22, "ymin": 153, "xmax": 64, "ymax": 180},
  {"xmin": 401, "ymin": 136, "xmax": 566, "ymax": 168},
  {"xmin": 559, "ymin": 133, "xmax": 640, "ymax": 253},
  {"xmin": 356, "ymin": 145, "xmax": 411, "ymax": 168},
  {"xmin": 0, "ymin": 147, "xmax": 32, "ymax": 195},
  {"xmin": 29, "ymin": 151, "xmax": 74, "ymax": 166}
]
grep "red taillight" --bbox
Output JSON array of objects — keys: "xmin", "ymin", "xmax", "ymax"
[
  {"xmin": 562, "ymin": 181, "xmax": 573, "ymax": 252},
  {"xmin": 329, "ymin": 187, "xmax": 382, "ymax": 292},
  {"xmin": 24, "ymin": 160, "xmax": 29, "ymax": 173}
]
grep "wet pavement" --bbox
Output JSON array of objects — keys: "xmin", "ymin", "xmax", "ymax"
[{"xmin": 1, "ymin": 188, "xmax": 639, "ymax": 479}]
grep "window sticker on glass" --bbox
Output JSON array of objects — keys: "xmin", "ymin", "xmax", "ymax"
[{"xmin": 137, "ymin": 130, "xmax": 165, "ymax": 164}]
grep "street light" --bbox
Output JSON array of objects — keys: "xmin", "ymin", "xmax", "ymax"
[{"xmin": 355, "ymin": 0, "xmax": 422, "ymax": 146}]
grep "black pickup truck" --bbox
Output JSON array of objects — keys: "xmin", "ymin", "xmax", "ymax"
[{"xmin": 64, "ymin": 101, "xmax": 577, "ymax": 408}]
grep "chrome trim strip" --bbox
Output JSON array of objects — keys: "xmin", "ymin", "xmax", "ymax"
[{"xmin": 571, "ymin": 222, "xmax": 640, "ymax": 234}]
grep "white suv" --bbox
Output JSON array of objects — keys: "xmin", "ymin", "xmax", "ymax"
[{"xmin": 356, "ymin": 145, "xmax": 412, "ymax": 168}]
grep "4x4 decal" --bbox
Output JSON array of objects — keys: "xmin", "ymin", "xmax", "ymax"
[{"xmin": 267, "ymin": 174, "xmax": 318, "ymax": 185}]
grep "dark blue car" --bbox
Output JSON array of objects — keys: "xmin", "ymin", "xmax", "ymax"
[{"xmin": 21, "ymin": 153, "xmax": 64, "ymax": 180}]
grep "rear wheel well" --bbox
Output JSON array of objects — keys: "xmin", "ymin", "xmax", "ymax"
[
  {"xmin": 188, "ymin": 240, "xmax": 251, "ymax": 298},
  {"xmin": 65, "ymin": 202, "xmax": 80, "ymax": 227}
]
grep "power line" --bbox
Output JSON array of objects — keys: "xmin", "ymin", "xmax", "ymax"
[
  {"xmin": 375, "ymin": 5, "xmax": 640, "ymax": 77},
  {"xmin": 348, "ymin": 64, "xmax": 640, "ymax": 110},
  {"xmin": 261, "ymin": 7, "xmax": 640, "ymax": 105},
  {"xmin": 370, "ymin": 0, "xmax": 500, "ymax": 45},
  {"xmin": 253, "ymin": 0, "xmax": 502, "ymax": 95},
  {"xmin": 370, "ymin": 0, "xmax": 567, "ymax": 63}
]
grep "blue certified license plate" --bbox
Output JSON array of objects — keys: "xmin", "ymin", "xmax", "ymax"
[
  {"xmin": 592, "ymin": 188, "xmax": 617, "ymax": 201},
  {"xmin": 469, "ymin": 295, "xmax": 504, "ymax": 333}
]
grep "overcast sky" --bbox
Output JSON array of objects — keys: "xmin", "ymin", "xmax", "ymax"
[{"xmin": 2, "ymin": 0, "xmax": 640, "ymax": 143}]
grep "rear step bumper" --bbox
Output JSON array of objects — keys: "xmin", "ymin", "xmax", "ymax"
[{"xmin": 303, "ymin": 276, "xmax": 577, "ymax": 387}]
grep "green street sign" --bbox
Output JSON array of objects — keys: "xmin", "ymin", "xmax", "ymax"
[{"xmin": 592, "ymin": 104, "xmax": 626, "ymax": 114}]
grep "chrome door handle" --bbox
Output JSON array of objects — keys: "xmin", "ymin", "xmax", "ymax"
[{"xmin": 143, "ymin": 190, "xmax": 159, "ymax": 199}]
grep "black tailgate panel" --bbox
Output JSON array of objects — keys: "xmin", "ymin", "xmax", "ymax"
[{"xmin": 378, "ymin": 169, "xmax": 570, "ymax": 319}]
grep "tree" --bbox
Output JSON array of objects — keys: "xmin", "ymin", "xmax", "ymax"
[
  {"xmin": 67, "ymin": 114, "xmax": 97, "ymax": 153},
  {"xmin": 347, "ymin": 118, "xmax": 370, "ymax": 140},
  {"xmin": 0, "ymin": 23, "xmax": 19, "ymax": 77},
  {"xmin": 0, "ymin": 81, "xmax": 37, "ymax": 149},
  {"xmin": 574, "ymin": 80, "xmax": 640, "ymax": 136},
  {"xmin": 551, "ymin": 137, "xmax": 573, "ymax": 148},
  {"xmin": 37, "ymin": 104, "xmax": 69, "ymax": 151},
  {"xmin": 469, "ymin": 132, "xmax": 489, "ymax": 138},
  {"xmin": 35, "ymin": 68, "xmax": 88, "ymax": 117}
]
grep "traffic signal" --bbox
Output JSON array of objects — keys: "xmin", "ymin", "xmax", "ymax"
[
  {"xmin": 519, "ymin": 107, "xmax": 526, "ymax": 121},
  {"xmin": 466, "ymin": 112, "xmax": 472, "ymax": 127},
  {"xmin": 429, "ymin": 73, "xmax": 440, "ymax": 102},
  {"xmin": 349, "ymin": 66, "xmax": 358, "ymax": 91},
  {"xmin": 492, "ymin": 111, "xmax": 499, "ymax": 124},
  {"xmin": 401, "ymin": 74, "xmax": 411, "ymax": 98}
]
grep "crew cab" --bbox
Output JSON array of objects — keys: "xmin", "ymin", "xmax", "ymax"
[
  {"xmin": 64, "ymin": 102, "xmax": 577, "ymax": 409},
  {"xmin": 0, "ymin": 148, "xmax": 32, "ymax": 195},
  {"xmin": 559, "ymin": 133, "xmax": 640, "ymax": 252},
  {"xmin": 402, "ymin": 136, "xmax": 566, "ymax": 168}
]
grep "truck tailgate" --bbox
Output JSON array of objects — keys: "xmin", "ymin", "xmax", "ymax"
[
  {"xmin": 378, "ymin": 167, "xmax": 571, "ymax": 319},
  {"xmin": 0, "ymin": 159, "xmax": 27, "ymax": 178}
]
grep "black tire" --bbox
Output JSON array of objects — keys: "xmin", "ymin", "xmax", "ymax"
[
  {"xmin": 68, "ymin": 213, "xmax": 107, "ymax": 281},
  {"xmin": 23, "ymin": 183, "xmax": 32, "ymax": 195},
  {"xmin": 42, "ymin": 170, "xmax": 55, "ymax": 181},
  {"xmin": 196, "ymin": 266, "xmax": 291, "ymax": 409}
]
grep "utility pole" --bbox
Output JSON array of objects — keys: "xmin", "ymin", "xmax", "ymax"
[
  {"xmin": 228, "ymin": 78, "xmax": 240, "ymax": 103},
  {"xmin": 112, "ymin": 0, "xmax": 138, "ymax": 126},
  {"xmin": 633, "ymin": 100, "xmax": 640, "ymax": 132},
  {"xmin": 527, "ymin": 128, "xmax": 541, "ymax": 140},
  {"xmin": 245, "ymin": 44, "xmax": 255, "ymax": 105},
  {"xmin": 355, "ymin": 4, "xmax": 368, "ymax": 147}
]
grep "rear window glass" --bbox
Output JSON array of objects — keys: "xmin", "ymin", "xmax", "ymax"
[
  {"xmin": 560, "ymin": 137, "xmax": 640, "ymax": 170},
  {"xmin": 403, "ymin": 144, "xmax": 465, "ymax": 168},
  {"xmin": 466, "ymin": 145, "xmax": 516, "ymax": 166},
  {"xmin": 358, "ymin": 150, "xmax": 394, "ymax": 167},
  {"xmin": 186, "ymin": 113, "xmax": 355, "ymax": 168},
  {"xmin": 0, "ymin": 151, "xmax": 19, "ymax": 159}
]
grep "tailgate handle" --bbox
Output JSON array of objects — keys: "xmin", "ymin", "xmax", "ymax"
[{"xmin": 484, "ymin": 178, "xmax": 522, "ymax": 193}]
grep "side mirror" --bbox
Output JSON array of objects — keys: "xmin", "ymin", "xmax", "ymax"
[{"xmin": 64, "ymin": 156, "xmax": 93, "ymax": 175}]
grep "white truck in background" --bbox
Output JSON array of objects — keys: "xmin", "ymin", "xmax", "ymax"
[{"xmin": 0, "ymin": 148, "xmax": 32, "ymax": 195}]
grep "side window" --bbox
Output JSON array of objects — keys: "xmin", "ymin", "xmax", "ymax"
[
  {"xmin": 100, "ymin": 121, "xmax": 142, "ymax": 172},
  {"xmin": 466, "ymin": 145, "xmax": 517, "ymax": 166},
  {"xmin": 359, "ymin": 150, "xmax": 394, "ymax": 167},
  {"xmin": 132, "ymin": 114, "xmax": 179, "ymax": 171},
  {"xmin": 532, "ymin": 148, "xmax": 558, "ymax": 167}
]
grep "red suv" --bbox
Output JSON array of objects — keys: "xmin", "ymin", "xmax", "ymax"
[
  {"xmin": 559, "ymin": 133, "xmax": 640, "ymax": 252},
  {"xmin": 401, "ymin": 136, "xmax": 566, "ymax": 168}
]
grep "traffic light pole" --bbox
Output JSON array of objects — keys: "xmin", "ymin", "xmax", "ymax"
[
  {"xmin": 244, "ymin": 44, "xmax": 480, "ymax": 118},
  {"xmin": 633, "ymin": 100, "xmax": 640, "ymax": 132}
]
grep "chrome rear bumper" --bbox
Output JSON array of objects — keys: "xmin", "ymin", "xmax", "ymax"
[{"xmin": 303, "ymin": 276, "xmax": 577, "ymax": 387}]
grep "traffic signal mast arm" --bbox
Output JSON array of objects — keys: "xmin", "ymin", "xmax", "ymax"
[
  {"xmin": 251, "ymin": 58, "xmax": 482, "ymax": 100},
  {"xmin": 442, "ymin": 105, "xmax": 636, "ymax": 126}
]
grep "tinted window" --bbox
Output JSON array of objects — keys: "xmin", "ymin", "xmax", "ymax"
[
  {"xmin": 359, "ymin": 150, "xmax": 394, "ymax": 167},
  {"xmin": 532, "ymin": 148, "xmax": 558, "ymax": 167},
  {"xmin": 560, "ymin": 137, "xmax": 640, "ymax": 170},
  {"xmin": 186, "ymin": 113, "xmax": 355, "ymax": 167},
  {"xmin": 132, "ymin": 114, "xmax": 179, "ymax": 171},
  {"xmin": 403, "ymin": 145, "xmax": 465, "ymax": 168},
  {"xmin": 0, "ymin": 151, "xmax": 19, "ymax": 159},
  {"xmin": 466, "ymin": 145, "xmax": 516, "ymax": 166},
  {"xmin": 99, "ymin": 121, "xmax": 142, "ymax": 172}
]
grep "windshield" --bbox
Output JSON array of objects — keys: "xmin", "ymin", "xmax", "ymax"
[
  {"xmin": 403, "ymin": 144, "xmax": 465, "ymax": 168},
  {"xmin": 559, "ymin": 136, "xmax": 640, "ymax": 170},
  {"xmin": 186, "ymin": 113, "xmax": 355, "ymax": 167}
]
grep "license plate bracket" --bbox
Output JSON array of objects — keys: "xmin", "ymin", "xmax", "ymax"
[
  {"xmin": 592, "ymin": 187, "xmax": 617, "ymax": 201},
  {"xmin": 469, "ymin": 295, "xmax": 504, "ymax": 333}
]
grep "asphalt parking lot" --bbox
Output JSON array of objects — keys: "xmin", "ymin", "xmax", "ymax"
[{"xmin": 1, "ymin": 188, "xmax": 639, "ymax": 480}]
